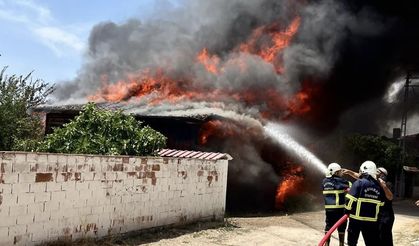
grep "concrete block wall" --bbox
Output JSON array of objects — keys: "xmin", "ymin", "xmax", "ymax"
[{"xmin": 0, "ymin": 152, "xmax": 228, "ymax": 245}]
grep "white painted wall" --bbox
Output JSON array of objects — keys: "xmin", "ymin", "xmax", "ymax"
[{"xmin": 0, "ymin": 152, "xmax": 228, "ymax": 245}]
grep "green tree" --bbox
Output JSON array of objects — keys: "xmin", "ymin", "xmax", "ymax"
[
  {"xmin": 0, "ymin": 67, "xmax": 54, "ymax": 150},
  {"xmin": 35, "ymin": 103, "xmax": 166, "ymax": 156},
  {"xmin": 344, "ymin": 134, "xmax": 402, "ymax": 180}
]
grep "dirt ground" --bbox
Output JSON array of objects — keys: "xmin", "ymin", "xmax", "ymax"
[{"xmin": 95, "ymin": 200, "xmax": 419, "ymax": 246}]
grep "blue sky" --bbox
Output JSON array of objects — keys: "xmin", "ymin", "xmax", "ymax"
[{"xmin": 0, "ymin": 0, "xmax": 181, "ymax": 84}]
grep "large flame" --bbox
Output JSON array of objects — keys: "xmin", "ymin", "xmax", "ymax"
[
  {"xmin": 275, "ymin": 165, "xmax": 304, "ymax": 209},
  {"xmin": 89, "ymin": 16, "xmax": 316, "ymax": 121}
]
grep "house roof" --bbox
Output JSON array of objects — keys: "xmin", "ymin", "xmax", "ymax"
[{"xmin": 158, "ymin": 149, "xmax": 232, "ymax": 160}]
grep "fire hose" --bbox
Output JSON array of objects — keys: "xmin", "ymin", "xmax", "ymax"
[{"xmin": 317, "ymin": 214, "xmax": 349, "ymax": 246}]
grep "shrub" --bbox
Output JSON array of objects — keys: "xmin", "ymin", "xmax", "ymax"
[
  {"xmin": 35, "ymin": 103, "xmax": 166, "ymax": 156},
  {"xmin": 0, "ymin": 67, "xmax": 54, "ymax": 150}
]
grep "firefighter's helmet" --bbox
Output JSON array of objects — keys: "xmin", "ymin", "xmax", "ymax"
[
  {"xmin": 377, "ymin": 167, "xmax": 388, "ymax": 177},
  {"xmin": 326, "ymin": 163, "xmax": 341, "ymax": 177},
  {"xmin": 360, "ymin": 161, "xmax": 377, "ymax": 179}
]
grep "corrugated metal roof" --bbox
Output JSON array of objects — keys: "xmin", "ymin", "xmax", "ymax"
[{"xmin": 158, "ymin": 149, "xmax": 232, "ymax": 160}]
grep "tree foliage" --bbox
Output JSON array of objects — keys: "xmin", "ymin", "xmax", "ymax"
[
  {"xmin": 0, "ymin": 67, "xmax": 54, "ymax": 150},
  {"xmin": 34, "ymin": 103, "xmax": 167, "ymax": 156},
  {"xmin": 344, "ymin": 134, "xmax": 402, "ymax": 180}
]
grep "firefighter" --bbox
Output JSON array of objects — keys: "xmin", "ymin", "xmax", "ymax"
[
  {"xmin": 342, "ymin": 166, "xmax": 394, "ymax": 245},
  {"xmin": 345, "ymin": 161, "xmax": 385, "ymax": 246},
  {"xmin": 376, "ymin": 167, "xmax": 394, "ymax": 246},
  {"xmin": 322, "ymin": 163, "xmax": 351, "ymax": 246}
]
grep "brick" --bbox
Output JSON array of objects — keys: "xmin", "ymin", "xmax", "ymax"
[
  {"xmin": 65, "ymin": 190, "xmax": 79, "ymax": 200},
  {"xmin": 57, "ymin": 155, "xmax": 67, "ymax": 165},
  {"xmin": 1, "ymin": 161, "xmax": 13, "ymax": 173},
  {"xmin": 2, "ymin": 193, "xmax": 18, "ymax": 206},
  {"xmin": 110, "ymin": 196, "xmax": 122, "ymax": 205},
  {"xmin": 32, "ymin": 232, "xmax": 47, "ymax": 242},
  {"xmin": 56, "ymin": 172, "xmax": 72, "ymax": 182},
  {"xmin": 66, "ymin": 154, "xmax": 77, "ymax": 165},
  {"xmin": 27, "ymin": 223, "xmax": 45, "ymax": 240},
  {"xmin": 36, "ymin": 154, "xmax": 48, "ymax": 165},
  {"xmin": 105, "ymin": 172, "xmax": 116, "ymax": 180},
  {"xmin": 73, "ymin": 172, "xmax": 81, "ymax": 181},
  {"xmin": 35, "ymin": 173, "xmax": 54, "ymax": 183},
  {"xmin": 82, "ymin": 172, "xmax": 95, "ymax": 181},
  {"xmin": 86, "ymin": 198, "xmax": 101, "ymax": 207},
  {"xmin": 51, "ymin": 191, "xmax": 66, "ymax": 201},
  {"xmin": 26, "ymin": 153, "xmax": 38, "ymax": 162},
  {"xmin": 77, "ymin": 206, "xmax": 92, "ymax": 215},
  {"xmin": 9, "ymin": 205, "xmax": 27, "ymax": 216},
  {"xmin": 19, "ymin": 173, "xmax": 35, "ymax": 183},
  {"xmin": 34, "ymin": 192, "xmax": 51, "ymax": 203},
  {"xmin": 47, "ymin": 154, "xmax": 58, "ymax": 165},
  {"xmin": 79, "ymin": 189, "xmax": 92, "ymax": 200},
  {"xmin": 0, "ymin": 215, "xmax": 17, "ymax": 227},
  {"xmin": 30, "ymin": 183, "xmax": 47, "ymax": 193},
  {"xmin": 61, "ymin": 181, "xmax": 75, "ymax": 191},
  {"xmin": 14, "ymin": 153, "xmax": 26, "ymax": 163},
  {"xmin": 12, "ymin": 183, "xmax": 30, "ymax": 194},
  {"xmin": 12, "ymin": 162, "xmax": 30, "ymax": 173},
  {"xmin": 3, "ymin": 173, "xmax": 19, "ymax": 184},
  {"xmin": 12, "ymin": 233, "xmax": 31, "ymax": 245},
  {"xmin": 8, "ymin": 224, "xmax": 26, "ymax": 235},
  {"xmin": 46, "ymin": 182, "xmax": 61, "ymax": 192},
  {"xmin": 16, "ymin": 214, "xmax": 34, "ymax": 225},
  {"xmin": 17, "ymin": 193, "xmax": 35, "ymax": 205},
  {"xmin": 34, "ymin": 213, "xmax": 50, "ymax": 223},
  {"xmin": 27, "ymin": 203, "xmax": 44, "ymax": 214},
  {"xmin": 1, "ymin": 184, "xmax": 12, "ymax": 194},
  {"xmin": 0, "ymin": 226, "xmax": 8, "ymax": 239},
  {"xmin": 0, "ymin": 206, "xmax": 9, "ymax": 217},
  {"xmin": 75, "ymin": 182, "xmax": 89, "ymax": 190},
  {"xmin": 73, "ymin": 199, "xmax": 87, "ymax": 208},
  {"xmin": 44, "ymin": 200, "xmax": 60, "ymax": 211}
]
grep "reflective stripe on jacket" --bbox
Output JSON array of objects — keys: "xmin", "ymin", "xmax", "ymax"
[
  {"xmin": 322, "ymin": 176, "xmax": 351, "ymax": 209},
  {"xmin": 345, "ymin": 174, "xmax": 384, "ymax": 222}
]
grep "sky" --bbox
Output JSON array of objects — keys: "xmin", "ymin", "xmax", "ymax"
[{"xmin": 0, "ymin": 0, "xmax": 181, "ymax": 84}]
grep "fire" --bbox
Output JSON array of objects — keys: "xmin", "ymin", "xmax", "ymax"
[
  {"xmin": 199, "ymin": 120, "xmax": 239, "ymax": 145},
  {"xmin": 239, "ymin": 17, "xmax": 301, "ymax": 74},
  {"xmin": 286, "ymin": 82, "xmax": 316, "ymax": 117},
  {"xmin": 89, "ymin": 16, "xmax": 318, "ymax": 122},
  {"xmin": 275, "ymin": 165, "xmax": 304, "ymax": 209},
  {"xmin": 197, "ymin": 48, "xmax": 220, "ymax": 75}
]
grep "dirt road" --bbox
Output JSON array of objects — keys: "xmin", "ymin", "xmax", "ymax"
[{"xmin": 103, "ymin": 200, "xmax": 419, "ymax": 246}]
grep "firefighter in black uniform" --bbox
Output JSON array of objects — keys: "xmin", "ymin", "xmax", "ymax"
[
  {"xmin": 376, "ymin": 167, "xmax": 394, "ymax": 246},
  {"xmin": 345, "ymin": 161, "xmax": 385, "ymax": 246},
  {"xmin": 322, "ymin": 163, "xmax": 351, "ymax": 246},
  {"xmin": 342, "ymin": 166, "xmax": 394, "ymax": 245}
]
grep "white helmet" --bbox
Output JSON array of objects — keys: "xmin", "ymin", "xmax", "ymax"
[
  {"xmin": 360, "ymin": 161, "xmax": 377, "ymax": 179},
  {"xmin": 326, "ymin": 163, "xmax": 341, "ymax": 177},
  {"xmin": 377, "ymin": 167, "xmax": 388, "ymax": 176}
]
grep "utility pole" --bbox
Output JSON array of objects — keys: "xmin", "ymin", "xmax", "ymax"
[{"xmin": 397, "ymin": 71, "xmax": 419, "ymax": 197}]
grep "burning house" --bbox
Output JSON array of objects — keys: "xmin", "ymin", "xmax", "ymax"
[{"xmin": 42, "ymin": 1, "xmax": 419, "ymax": 212}]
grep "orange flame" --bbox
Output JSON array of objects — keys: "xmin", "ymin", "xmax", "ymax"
[
  {"xmin": 197, "ymin": 48, "xmax": 220, "ymax": 75},
  {"xmin": 89, "ymin": 16, "xmax": 317, "ymax": 121},
  {"xmin": 199, "ymin": 120, "xmax": 238, "ymax": 145},
  {"xmin": 239, "ymin": 17, "xmax": 300, "ymax": 73},
  {"xmin": 275, "ymin": 165, "xmax": 304, "ymax": 209}
]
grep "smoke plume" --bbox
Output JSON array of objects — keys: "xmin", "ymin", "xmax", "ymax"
[{"xmin": 51, "ymin": 0, "xmax": 419, "ymax": 211}]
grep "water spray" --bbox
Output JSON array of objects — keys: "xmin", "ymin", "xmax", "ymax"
[
  {"xmin": 142, "ymin": 106, "xmax": 328, "ymax": 174},
  {"xmin": 264, "ymin": 122, "xmax": 328, "ymax": 174}
]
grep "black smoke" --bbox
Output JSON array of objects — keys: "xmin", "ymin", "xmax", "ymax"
[{"xmin": 51, "ymin": 0, "xmax": 419, "ymax": 211}]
